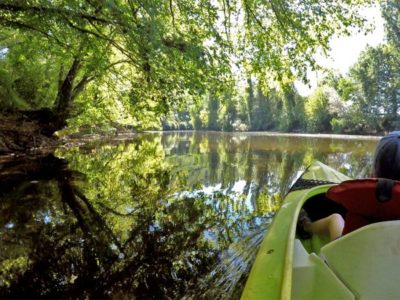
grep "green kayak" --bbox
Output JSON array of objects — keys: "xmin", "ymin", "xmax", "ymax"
[{"xmin": 242, "ymin": 161, "xmax": 400, "ymax": 300}]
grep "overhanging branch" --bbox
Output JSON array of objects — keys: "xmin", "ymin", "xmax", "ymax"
[{"xmin": 0, "ymin": 2, "xmax": 110, "ymax": 24}]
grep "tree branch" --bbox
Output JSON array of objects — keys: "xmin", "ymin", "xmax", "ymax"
[
  {"xmin": 0, "ymin": 16, "xmax": 66, "ymax": 47},
  {"xmin": 169, "ymin": 0, "xmax": 176, "ymax": 28},
  {"xmin": 222, "ymin": 0, "xmax": 231, "ymax": 40},
  {"xmin": 71, "ymin": 59, "xmax": 130, "ymax": 100},
  {"xmin": 0, "ymin": 3, "xmax": 110, "ymax": 24},
  {"xmin": 97, "ymin": 202, "xmax": 137, "ymax": 217},
  {"xmin": 243, "ymin": 0, "xmax": 267, "ymax": 31},
  {"xmin": 61, "ymin": 16, "xmax": 136, "ymax": 66},
  {"xmin": 128, "ymin": 0, "xmax": 140, "ymax": 17}
]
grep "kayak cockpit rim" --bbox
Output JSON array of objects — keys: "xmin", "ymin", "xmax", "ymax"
[{"xmin": 281, "ymin": 184, "xmax": 336, "ymax": 300}]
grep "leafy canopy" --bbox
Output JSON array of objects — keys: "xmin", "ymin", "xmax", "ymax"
[{"xmin": 0, "ymin": 0, "xmax": 374, "ymax": 130}]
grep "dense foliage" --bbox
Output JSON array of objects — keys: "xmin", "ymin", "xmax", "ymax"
[{"xmin": 0, "ymin": 0, "xmax": 383, "ymax": 141}]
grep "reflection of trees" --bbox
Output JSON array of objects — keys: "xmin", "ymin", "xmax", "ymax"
[
  {"xmin": 0, "ymin": 155, "xmax": 126, "ymax": 297},
  {"xmin": 0, "ymin": 155, "xmax": 82, "ymax": 297},
  {"xmin": 0, "ymin": 142, "xmax": 265, "ymax": 298}
]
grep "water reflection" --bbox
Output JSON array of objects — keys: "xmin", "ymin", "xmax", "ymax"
[{"xmin": 0, "ymin": 132, "xmax": 378, "ymax": 298}]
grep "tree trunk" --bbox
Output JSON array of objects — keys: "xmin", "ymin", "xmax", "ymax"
[
  {"xmin": 50, "ymin": 57, "xmax": 82, "ymax": 131},
  {"xmin": 0, "ymin": 58, "xmax": 90, "ymax": 153}
]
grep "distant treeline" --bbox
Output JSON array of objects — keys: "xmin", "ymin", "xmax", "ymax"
[{"xmin": 163, "ymin": 40, "xmax": 400, "ymax": 135}]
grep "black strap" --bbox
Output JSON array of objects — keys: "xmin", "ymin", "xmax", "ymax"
[
  {"xmin": 376, "ymin": 178, "xmax": 394, "ymax": 202},
  {"xmin": 290, "ymin": 178, "xmax": 335, "ymax": 192}
]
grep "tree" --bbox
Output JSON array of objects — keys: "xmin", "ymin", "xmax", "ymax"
[
  {"xmin": 207, "ymin": 93, "xmax": 221, "ymax": 131},
  {"xmin": 280, "ymin": 84, "xmax": 305, "ymax": 131},
  {"xmin": 0, "ymin": 0, "xmax": 230, "ymax": 144},
  {"xmin": 250, "ymin": 87, "xmax": 270, "ymax": 131},
  {"xmin": 246, "ymin": 78, "xmax": 256, "ymax": 130},
  {"xmin": 219, "ymin": 91, "xmax": 238, "ymax": 131},
  {"xmin": 190, "ymin": 103, "xmax": 204, "ymax": 130},
  {"xmin": 305, "ymin": 86, "xmax": 334, "ymax": 132},
  {"xmin": 381, "ymin": 0, "xmax": 400, "ymax": 47},
  {"xmin": 0, "ymin": 0, "xmax": 375, "ymax": 150},
  {"xmin": 349, "ymin": 44, "xmax": 400, "ymax": 132}
]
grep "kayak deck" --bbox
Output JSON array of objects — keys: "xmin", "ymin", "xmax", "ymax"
[{"xmin": 294, "ymin": 219, "xmax": 400, "ymax": 300}]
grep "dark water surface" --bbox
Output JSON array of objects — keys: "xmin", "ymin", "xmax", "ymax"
[{"xmin": 0, "ymin": 132, "xmax": 378, "ymax": 299}]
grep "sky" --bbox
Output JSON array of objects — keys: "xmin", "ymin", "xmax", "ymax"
[{"xmin": 295, "ymin": 5, "xmax": 385, "ymax": 96}]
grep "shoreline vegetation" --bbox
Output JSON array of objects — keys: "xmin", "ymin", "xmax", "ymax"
[
  {"xmin": 0, "ymin": 122, "xmax": 381, "ymax": 157},
  {"xmin": 150, "ymin": 130, "xmax": 382, "ymax": 140}
]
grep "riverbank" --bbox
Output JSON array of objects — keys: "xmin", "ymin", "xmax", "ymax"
[
  {"xmin": 0, "ymin": 112, "xmax": 57, "ymax": 154},
  {"xmin": 146, "ymin": 130, "xmax": 382, "ymax": 140},
  {"xmin": 232, "ymin": 131, "xmax": 382, "ymax": 140},
  {"xmin": 0, "ymin": 120, "xmax": 382, "ymax": 156},
  {"xmin": 0, "ymin": 111, "xmax": 137, "ymax": 155}
]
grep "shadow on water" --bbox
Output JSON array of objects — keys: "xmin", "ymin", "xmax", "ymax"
[{"xmin": 0, "ymin": 132, "xmax": 377, "ymax": 298}]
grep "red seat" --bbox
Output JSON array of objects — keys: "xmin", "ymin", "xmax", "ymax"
[{"xmin": 326, "ymin": 178, "xmax": 400, "ymax": 234}]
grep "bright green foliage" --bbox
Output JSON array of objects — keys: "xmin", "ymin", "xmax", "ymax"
[
  {"xmin": 305, "ymin": 87, "xmax": 333, "ymax": 132},
  {"xmin": 0, "ymin": 68, "xmax": 26, "ymax": 110},
  {"xmin": 0, "ymin": 0, "xmax": 374, "ymax": 134},
  {"xmin": 245, "ymin": 83, "xmax": 306, "ymax": 132},
  {"xmin": 0, "ymin": 0, "xmax": 231, "ymax": 131},
  {"xmin": 165, "ymin": 78, "xmax": 309, "ymax": 132},
  {"xmin": 165, "ymin": 79, "xmax": 307, "ymax": 132},
  {"xmin": 311, "ymin": 74, "xmax": 366, "ymax": 133},
  {"xmin": 250, "ymin": 87, "xmax": 271, "ymax": 131},
  {"xmin": 246, "ymin": 78, "xmax": 255, "ymax": 129},
  {"xmin": 162, "ymin": 108, "xmax": 193, "ymax": 130},
  {"xmin": 234, "ymin": 93, "xmax": 251, "ymax": 131},
  {"xmin": 337, "ymin": 77, "xmax": 361, "ymax": 102},
  {"xmin": 0, "ymin": 31, "xmax": 59, "ymax": 110},
  {"xmin": 296, "ymin": 64, "xmax": 351, "ymax": 132},
  {"xmin": 279, "ymin": 85, "xmax": 306, "ymax": 131},
  {"xmin": 219, "ymin": 92, "xmax": 237, "ymax": 131},
  {"xmin": 207, "ymin": 93, "xmax": 221, "ymax": 130},
  {"xmin": 381, "ymin": 0, "xmax": 400, "ymax": 47},
  {"xmin": 237, "ymin": 0, "xmax": 373, "ymax": 84},
  {"xmin": 190, "ymin": 102, "xmax": 204, "ymax": 130},
  {"xmin": 347, "ymin": 44, "xmax": 400, "ymax": 132}
]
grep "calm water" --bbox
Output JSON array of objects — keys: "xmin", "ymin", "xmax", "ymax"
[{"xmin": 0, "ymin": 132, "xmax": 378, "ymax": 299}]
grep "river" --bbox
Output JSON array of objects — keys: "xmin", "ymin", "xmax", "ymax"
[{"xmin": 0, "ymin": 131, "xmax": 379, "ymax": 299}]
